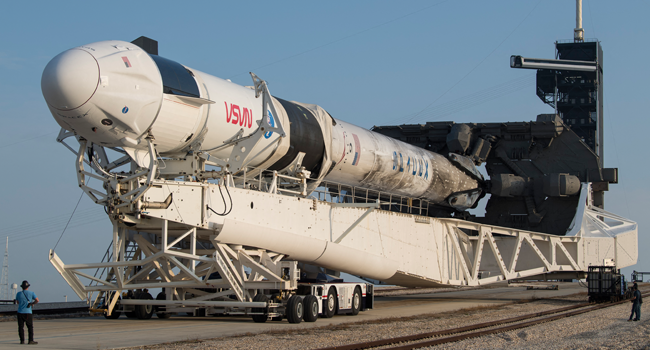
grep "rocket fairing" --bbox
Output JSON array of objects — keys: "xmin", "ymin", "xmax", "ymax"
[{"xmin": 41, "ymin": 40, "xmax": 481, "ymax": 210}]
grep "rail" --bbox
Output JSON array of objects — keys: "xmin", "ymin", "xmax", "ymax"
[
  {"xmin": 226, "ymin": 167, "xmax": 433, "ymax": 216},
  {"xmin": 316, "ymin": 291, "xmax": 649, "ymax": 350},
  {"xmin": 556, "ymin": 38, "xmax": 599, "ymax": 44}
]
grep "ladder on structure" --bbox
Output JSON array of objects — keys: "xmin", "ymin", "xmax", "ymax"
[{"xmin": 89, "ymin": 240, "xmax": 139, "ymax": 309}]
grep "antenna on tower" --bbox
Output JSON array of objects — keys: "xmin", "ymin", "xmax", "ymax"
[
  {"xmin": 574, "ymin": 0, "xmax": 584, "ymax": 42},
  {"xmin": 0, "ymin": 237, "xmax": 8, "ymax": 300}
]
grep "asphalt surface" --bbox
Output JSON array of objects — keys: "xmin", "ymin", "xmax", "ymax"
[{"xmin": 0, "ymin": 282, "xmax": 586, "ymax": 349}]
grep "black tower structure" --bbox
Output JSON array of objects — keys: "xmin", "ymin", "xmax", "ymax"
[
  {"xmin": 371, "ymin": 2, "xmax": 616, "ymax": 234},
  {"xmin": 536, "ymin": 40, "xmax": 603, "ymax": 164}
]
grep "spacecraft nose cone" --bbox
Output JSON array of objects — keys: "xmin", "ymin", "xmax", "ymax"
[{"xmin": 41, "ymin": 49, "xmax": 99, "ymax": 111}]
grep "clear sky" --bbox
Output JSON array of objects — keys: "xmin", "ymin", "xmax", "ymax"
[{"xmin": 0, "ymin": 0, "xmax": 647, "ymax": 302}]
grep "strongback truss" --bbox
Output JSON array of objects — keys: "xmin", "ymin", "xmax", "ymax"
[
  {"xmin": 441, "ymin": 221, "xmax": 581, "ymax": 286},
  {"xmin": 433, "ymin": 183, "xmax": 637, "ymax": 287},
  {"xmin": 50, "ymin": 181, "xmax": 637, "ymax": 313}
]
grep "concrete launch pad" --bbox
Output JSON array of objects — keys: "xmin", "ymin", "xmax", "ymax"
[{"xmin": 0, "ymin": 283, "xmax": 586, "ymax": 349}]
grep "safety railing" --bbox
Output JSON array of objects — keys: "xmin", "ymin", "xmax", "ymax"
[
  {"xmin": 224, "ymin": 166, "xmax": 431, "ymax": 217},
  {"xmin": 312, "ymin": 181, "xmax": 431, "ymax": 216}
]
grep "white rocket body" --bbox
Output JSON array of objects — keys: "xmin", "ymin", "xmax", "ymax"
[{"xmin": 42, "ymin": 40, "xmax": 480, "ymax": 209}]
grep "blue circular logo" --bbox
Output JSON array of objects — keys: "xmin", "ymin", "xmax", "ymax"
[
  {"xmin": 122, "ymin": 106, "xmax": 129, "ymax": 114},
  {"xmin": 264, "ymin": 110, "xmax": 275, "ymax": 139}
]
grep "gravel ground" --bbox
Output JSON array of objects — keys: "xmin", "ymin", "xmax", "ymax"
[
  {"xmin": 431, "ymin": 299, "xmax": 650, "ymax": 350},
  {"xmin": 117, "ymin": 290, "xmax": 650, "ymax": 350}
]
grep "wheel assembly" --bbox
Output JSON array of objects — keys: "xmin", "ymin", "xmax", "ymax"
[
  {"xmin": 135, "ymin": 292, "xmax": 154, "ymax": 320},
  {"xmin": 350, "ymin": 287, "xmax": 361, "ymax": 315},
  {"xmin": 286, "ymin": 295, "xmax": 304, "ymax": 324},
  {"xmin": 322, "ymin": 286, "xmax": 337, "ymax": 318},
  {"xmin": 303, "ymin": 295, "xmax": 319, "ymax": 322},
  {"xmin": 252, "ymin": 294, "xmax": 269, "ymax": 323},
  {"xmin": 155, "ymin": 292, "xmax": 171, "ymax": 319}
]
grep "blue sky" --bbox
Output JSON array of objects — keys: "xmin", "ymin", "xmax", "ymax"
[{"xmin": 0, "ymin": 1, "xmax": 647, "ymax": 301}]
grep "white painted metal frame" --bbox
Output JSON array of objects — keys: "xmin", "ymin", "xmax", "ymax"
[
  {"xmin": 567, "ymin": 183, "xmax": 638, "ymax": 238},
  {"xmin": 438, "ymin": 220, "xmax": 582, "ymax": 286},
  {"xmin": 49, "ymin": 217, "xmax": 298, "ymax": 315},
  {"xmin": 428, "ymin": 183, "xmax": 636, "ymax": 287},
  {"xmin": 57, "ymin": 130, "xmax": 158, "ymax": 208}
]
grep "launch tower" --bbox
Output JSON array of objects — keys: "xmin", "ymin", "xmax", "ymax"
[{"xmin": 536, "ymin": 0, "xmax": 603, "ymax": 163}]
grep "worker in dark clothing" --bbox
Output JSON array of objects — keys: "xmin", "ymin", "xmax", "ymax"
[
  {"xmin": 13, "ymin": 280, "xmax": 39, "ymax": 344},
  {"xmin": 629, "ymin": 282, "xmax": 642, "ymax": 321}
]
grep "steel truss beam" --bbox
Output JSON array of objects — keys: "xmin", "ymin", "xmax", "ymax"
[
  {"xmin": 429, "ymin": 184, "xmax": 637, "ymax": 287},
  {"xmin": 49, "ymin": 218, "xmax": 299, "ymax": 315},
  {"xmin": 441, "ymin": 221, "xmax": 583, "ymax": 286}
]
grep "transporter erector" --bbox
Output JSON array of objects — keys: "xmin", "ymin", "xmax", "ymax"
[{"xmin": 42, "ymin": 38, "xmax": 637, "ymax": 323}]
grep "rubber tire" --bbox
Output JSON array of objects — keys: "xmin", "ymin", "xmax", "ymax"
[
  {"xmin": 125, "ymin": 292, "xmax": 139, "ymax": 318},
  {"xmin": 155, "ymin": 292, "xmax": 172, "ymax": 319},
  {"xmin": 125, "ymin": 294, "xmax": 137, "ymax": 319},
  {"xmin": 135, "ymin": 292, "xmax": 154, "ymax": 320},
  {"xmin": 103, "ymin": 292, "xmax": 121, "ymax": 319},
  {"xmin": 252, "ymin": 294, "xmax": 269, "ymax": 323},
  {"xmin": 322, "ymin": 287, "xmax": 337, "ymax": 318},
  {"xmin": 303, "ymin": 295, "xmax": 319, "ymax": 322},
  {"xmin": 350, "ymin": 287, "xmax": 361, "ymax": 316},
  {"xmin": 104, "ymin": 310, "xmax": 121, "ymax": 319},
  {"xmin": 286, "ymin": 295, "xmax": 304, "ymax": 324}
]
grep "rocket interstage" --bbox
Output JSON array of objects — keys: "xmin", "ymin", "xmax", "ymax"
[{"xmin": 41, "ymin": 40, "xmax": 482, "ymax": 210}]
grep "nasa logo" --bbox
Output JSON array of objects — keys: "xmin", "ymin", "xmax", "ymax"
[
  {"xmin": 225, "ymin": 102, "xmax": 253, "ymax": 128},
  {"xmin": 122, "ymin": 106, "xmax": 129, "ymax": 114},
  {"xmin": 264, "ymin": 110, "xmax": 275, "ymax": 139}
]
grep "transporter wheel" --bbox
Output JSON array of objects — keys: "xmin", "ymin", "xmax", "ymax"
[
  {"xmin": 103, "ymin": 293, "xmax": 121, "ymax": 319},
  {"xmin": 286, "ymin": 295, "xmax": 304, "ymax": 324},
  {"xmin": 104, "ymin": 309, "xmax": 121, "ymax": 319},
  {"xmin": 252, "ymin": 294, "xmax": 269, "ymax": 323},
  {"xmin": 322, "ymin": 287, "xmax": 337, "ymax": 318},
  {"xmin": 135, "ymin": 292, "xmax": 154, "ymax": 320},
  {"xmin": 350, "ymin": 287, "xmax": 361, "ymax": 316},
  {"xmin": 155, "ymin": 292, "xmax": 172, "ymax": 319},
  {"xmin": 303, "ymin": 295, "xmax": 319, "ymax": 322}
]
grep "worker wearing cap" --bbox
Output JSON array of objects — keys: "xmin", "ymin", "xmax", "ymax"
[
  {"xmin": 629, "ymin": 282, "xmax": 642, "ymax": 321},
  {"xmin": 13, "ymin": 280, "xmax": 39, "ymax": 345}
]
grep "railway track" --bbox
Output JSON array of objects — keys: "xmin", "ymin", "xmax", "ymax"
[{"xmin": 318, "ymin": 292, "xmax": 648, "ymax": 350}]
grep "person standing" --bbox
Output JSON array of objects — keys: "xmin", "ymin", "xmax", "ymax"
[
  {"xmin": 629, "ymin": 282, "xmax": 642, "ymax": 321},
  {"xmin": 14, "ymin": 280, "xmax": 39, "ymax": 344}
]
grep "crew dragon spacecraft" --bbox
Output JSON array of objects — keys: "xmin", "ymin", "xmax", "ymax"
[{"xmin": 41, "ymin": 40, "xmax": 482, "ymax": 211}]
